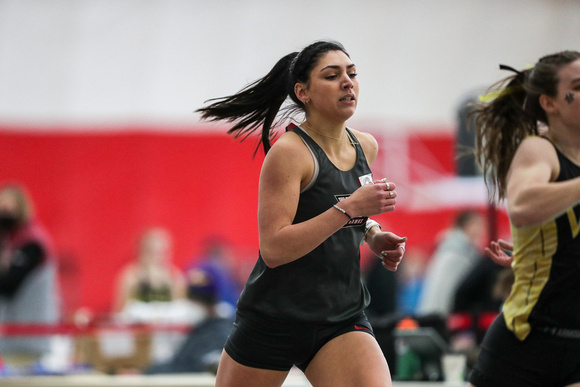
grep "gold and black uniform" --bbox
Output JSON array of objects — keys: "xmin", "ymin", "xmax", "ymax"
[
  {"xmin": 470, "ymin": 137, "xmax": 580, "ymax": 387},
  {"xmin": 504, "ymin": 138, "xmax": 580, "ymax": 339}
]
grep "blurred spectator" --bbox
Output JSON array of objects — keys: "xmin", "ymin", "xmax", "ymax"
[
  {"xmin": 0, "ymin": 183, "xmax": 61, "ymax": 360},
  {"xmin": 449, "ymin": 245, "xmax": 515, "ymax": 374},
  {"xmin": 363, "ymin": 253, "xmax": 398, "ymax": 320},
  {"xmin": 363, "ymin": 243, "xmax": 427, "ymax": 319},
  {"xmin": 492, "ymin": 267, "xmax": 514, "ymax": 304},
  {"xmin": 145, "ymin": 266, "xmax": 234, "ymax": 375},
  {"xmin": 417, "ymin": 210, "xmax": 485, "ymax": 317},
  {"xmin": 187, "ymin": 236, "xmax": 241, "ymax": 318},
  {"xmin": 450, "ymin": 254, "xmax": 506, "ymax": 354},
  {"xmin": 112, "ymin": 227, "xmax": 186, "ymax": 315},
  {"xmin": 112, "ymin": 227, "xmax": 194, "ymax": 365},
  {"xmin": 452, "ymin": 254, "xmax": 506, "ymax": 316},
  {"xmin": 396, "ymin": 247, "xmax": 427, "ymax": 315}
]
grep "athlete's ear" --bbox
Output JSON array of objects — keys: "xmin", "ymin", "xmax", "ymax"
[
  {"xmin": 539, "ymin": 94, "xmax": 558, "ymax": 115},
  {"xmin": 294, "ymin": 82, "xmax": 308, "ymax": 104}
]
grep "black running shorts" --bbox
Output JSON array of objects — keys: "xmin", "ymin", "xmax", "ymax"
[
  {"xmin": 470, "ymin": 314, "xmax": 580, "ymax": 387},
  {"xmin": 224, "ymin": 310, "xmax": 374, "ymax": 372}
]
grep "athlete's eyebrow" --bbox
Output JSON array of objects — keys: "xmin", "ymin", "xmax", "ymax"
[{"xmin": 320, "ymin": 63, "xmax": 356, "ymax": 72}]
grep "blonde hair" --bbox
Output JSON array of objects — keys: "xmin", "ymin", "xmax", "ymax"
[{"xmin": 0, "ymin": 183, "xmax": 34, "ymax": 224}]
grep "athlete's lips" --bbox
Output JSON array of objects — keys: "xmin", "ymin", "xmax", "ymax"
[{"xmin": 339, "ymin": 93, "xmax": 356, "ymax": 102}]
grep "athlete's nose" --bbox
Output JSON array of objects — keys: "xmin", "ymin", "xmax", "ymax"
[{"xmin": 342, "ymin": 75, "xmax": 353, "ymax": 89}]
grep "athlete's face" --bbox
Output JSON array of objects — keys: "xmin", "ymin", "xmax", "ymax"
[
  {"xmin": 551, "ymin": 59, "xmax": 580, "ymax": 130},
  {"xmin": 302, "ymin": 50, "xmax": 359, "ymax": 122}
]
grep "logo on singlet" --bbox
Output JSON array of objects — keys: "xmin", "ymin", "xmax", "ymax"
[{"xmin": 335, "ymin": 194, "xmax": 367, "ymax": 227}]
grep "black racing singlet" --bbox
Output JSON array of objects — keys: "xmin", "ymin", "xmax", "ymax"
[
  {"xmin": 236, "ymin": 125, "xmax": 373, "ymax": 324},
  {"xmin": 503, "ymin": 137, "xmax": 580, "ymax": 339}
]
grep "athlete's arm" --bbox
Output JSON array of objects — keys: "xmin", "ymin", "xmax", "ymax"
[
  {"xmin": 352, "ymin": 129, "xmax": 406, "ymax": 271},
  {"xmin": 507, "ymin": 136, "xmax": 580, "ymax": 227},
  {"xmin": 258, "ymin": 131, "xmax": 394, "ymax": 268}
]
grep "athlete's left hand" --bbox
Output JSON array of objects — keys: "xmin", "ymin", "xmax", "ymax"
[{"xmin": 368, "ymin": 231, "xmax": 407, "ymax": 271}]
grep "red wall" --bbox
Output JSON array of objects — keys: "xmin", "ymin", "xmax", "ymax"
[
  {"xmin": 1, "ymin": 126, "xmax": 265, "ymax": 315},
  {"xmin": 0, "ymin": 125, "xmax": 509, "ymax": 316}
]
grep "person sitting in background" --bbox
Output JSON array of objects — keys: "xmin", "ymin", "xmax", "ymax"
[
  {"xmin": 396, "ymin": 246, "xmax": 427, "ymax": 316},
  {"xmin": 0, "ymin": 183, "xmax": 61, "ymax": 361},
  {"xmin": 145, "ymin": 266, "xmax": 234, "ymax": 375},
  {"xmin": 187, "ymin": 236, "xmax": 242, "ymax": 318},
  {"xmin": 363, "ymin": 251, "xmax": 398, "ymax": 321},
  {"xmin": 112, "ymin": 227, "xmax": 192, "ymax": 365},
  {"xmin": 452, "ymin": 252, "xmax": 506, "ymax": 317},
  {"xmin": 113, "ymin": 227, "xmax": 186, "ymax": 315},
  {"xmin": 417, "ymin": 210, "xmax": 485, "ymax": 317}
]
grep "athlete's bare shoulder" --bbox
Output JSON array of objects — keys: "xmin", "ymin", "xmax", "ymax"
[
  {"xmin": 263, "ymin": 128, "xmax": 315, "ymax": 184},
  {"xmin": 517, "ymin": 135, "xmax": 559, "ymax": 165},
  {"xmin": 520, "ymin": 134, "xmax": 554, "ymax": 148},
  {"xmin": 512, "ymin": 135, "xmax": 560, "ymax": 180},
  {"xmin": 269, "ymin": 129, "xmax": 311, "ymax": 157}
]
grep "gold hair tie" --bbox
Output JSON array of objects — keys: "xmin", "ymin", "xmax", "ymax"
[
  {"xmin": 479, "ymin": 63, "xmax": 532, "ymax": 102},
  {"xmin": 479, "ymin": 89, "xmax": 504, "ymax": 103}
]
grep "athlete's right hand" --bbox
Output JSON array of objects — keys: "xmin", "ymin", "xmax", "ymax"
[
  {"xmin": 340, "ymin": 179, "xmax": 397, "ymax": 217},
  {"xmin": 485, "ymin": 239, "xmax": 513, "ymax": 268}
]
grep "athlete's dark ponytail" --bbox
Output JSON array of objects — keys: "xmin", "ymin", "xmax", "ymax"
[{"xmin": 196, "ymin": 40, "xmax": 349, "ymax": 155}]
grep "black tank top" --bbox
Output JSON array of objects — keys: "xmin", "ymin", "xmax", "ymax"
[
  {"xmin": 503, "ymin": 138, "xmax": 580, "ymax": 339},
  {"xmin": 236, "ymin": 125, "xmax": 372, "ymax": 324}
]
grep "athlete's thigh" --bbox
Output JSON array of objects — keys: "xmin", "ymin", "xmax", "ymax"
[
  {"xmin": 304, "ymin": 331, "xmax": 392, "ymax": 387},
  {"xmin": 215, "ymin": 350, "xmax": 290, "ymax": 387}
]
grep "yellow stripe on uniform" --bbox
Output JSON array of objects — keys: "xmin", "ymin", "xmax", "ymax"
[
  {"xmin": 502, "ymin": 220, "xmax": 558, "ymax": 340},
  {"xmin": 567, "ymin": 208, "xmax": 580, "ymax": 238}
]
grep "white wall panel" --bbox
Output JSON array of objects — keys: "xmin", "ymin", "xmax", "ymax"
[{"xmin": 0, "ymin": 0, "xmax": 579, "ymax": 132}]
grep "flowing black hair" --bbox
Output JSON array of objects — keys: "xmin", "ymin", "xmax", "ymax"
[{"xmin": 196, "ymin": 40, "xmax": 349, "ymax": 155}]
